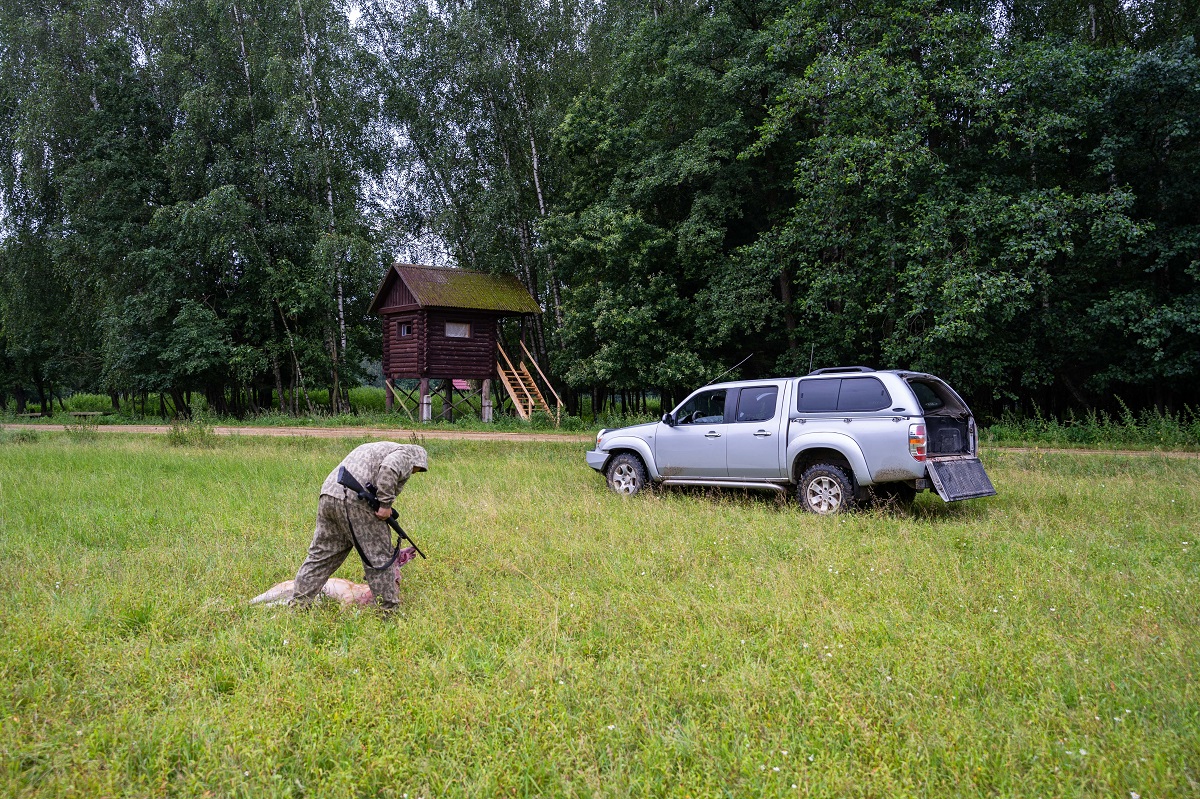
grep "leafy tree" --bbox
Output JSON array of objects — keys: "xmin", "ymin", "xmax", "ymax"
[{"xmin": 546, "ymin": 0, "xmax": 796, "ymax": 406}]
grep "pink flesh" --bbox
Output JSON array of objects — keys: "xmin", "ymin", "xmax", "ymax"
[{"xmin": 250, "ymin": 547, "xmax": 417, "ymax": 607}]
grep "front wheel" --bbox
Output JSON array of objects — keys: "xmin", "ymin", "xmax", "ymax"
[
  {"xmin": 797, "ymin": 463, "xmax": 855, "ymax": 514},
  {"xmin": 606, "ymin": 453, "xmax": 648, "ymax": 496}
]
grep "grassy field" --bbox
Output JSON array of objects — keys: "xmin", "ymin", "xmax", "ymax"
[{"xmin": 1, "ymin": 433, "xmax": 1197, "ymax": 797}]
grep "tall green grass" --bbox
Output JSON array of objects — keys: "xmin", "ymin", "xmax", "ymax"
[
  {"xmin": 983, "ymin": 403, "xmax": 1200, "ymax": 450},
  {"xmin": 1, "ymin": 435, "xmax": 1197, "ymax": 796}
]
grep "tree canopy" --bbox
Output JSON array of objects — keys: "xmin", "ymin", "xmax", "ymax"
[{"xmin": 1, "ymin": 0, "xmax": 1196, "ymax": 418}]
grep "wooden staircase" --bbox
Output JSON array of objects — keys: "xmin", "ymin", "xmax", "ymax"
[{"xmin": 497, "ymin": 342, "xmax": 561, "ymax": 422}]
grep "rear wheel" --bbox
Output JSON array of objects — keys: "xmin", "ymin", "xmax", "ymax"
[
  {"xmin": 797, "ymin": 463, "xmax": 854, "ymax": 515},
  {"xmin": 606, "ymin": 453, "xmax": 648, "ymax": 496}
]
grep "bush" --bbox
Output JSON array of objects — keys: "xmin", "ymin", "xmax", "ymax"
[
  {"xmin": 349, "ymin": 387, "xmax": 387, "ymax": 413},
  {"xmin": 63, "ymin": 393, "xmax": 115, "ymax": 413},
  {"xmin": 166, "ymin": 413, "xmax": 217, "ymax": 447},
  {"xmin": 0, "ymin": 429, "xmax": 40, "ymax": 444}
]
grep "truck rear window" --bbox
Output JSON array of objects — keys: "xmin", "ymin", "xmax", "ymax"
[
  {"xmin": 838, "ymin": 377, "xmax": 890, "ymax": 411},
  {"xmin": 909, "ymin": 381, "xmax": 946, "ymax": 411},
  {"xmin": 797, "ymin": 379, "xmax": 840, "ymax": 412},
  {"xmin": 796, "ymin": 377, "xmax": 891, "ymax": 412}
]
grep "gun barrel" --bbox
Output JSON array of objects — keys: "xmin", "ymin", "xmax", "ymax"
[{"xmin": 386, "ymin": 517, "xmax": 426, "ymax": 559}]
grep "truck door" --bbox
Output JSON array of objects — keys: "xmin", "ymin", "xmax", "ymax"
[
  {"xmin": 726, "ymin": 384, "xmax": 785, "ymax": 478},
  {"xmin": 655, "ymin": 388, "xmax": 729, "ymax": 477}
]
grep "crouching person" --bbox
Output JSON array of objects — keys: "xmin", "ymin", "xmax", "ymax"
[{"xmin": 291, "ymin": 442, "xmax": 428, "ymax": 612}]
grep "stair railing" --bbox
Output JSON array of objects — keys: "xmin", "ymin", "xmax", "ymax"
[
  {"xmin": 519, "ymin": 340, "xmax": 563, "ymax": 424},
  {"xmin": 497, "ymin": 342, "xmax": 537, "ymax": 420}
]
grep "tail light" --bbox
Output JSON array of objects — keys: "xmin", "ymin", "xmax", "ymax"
[
  {"xmin": 968, "ymin": 418, "xmax": 977, "ymax": 455},
  {"xmin": 909, "ymin": 423, "xmax": 927, "ymax": 462}
]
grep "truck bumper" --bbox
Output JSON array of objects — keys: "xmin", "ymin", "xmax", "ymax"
[{"xmin": 585, "ymin": 450, "xmax": 609, "ymax": 472}]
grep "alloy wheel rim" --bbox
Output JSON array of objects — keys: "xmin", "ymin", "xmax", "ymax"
[
  {"xmin": 611, "ymin": 463, "xmax": 639, "ymax": 494},
  {"xmin": 807, "ymin": 476, "xmax": 842, "ymax": 513}
]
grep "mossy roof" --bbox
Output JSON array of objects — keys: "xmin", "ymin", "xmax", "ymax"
[{"xmin": 370, "ymin": 264, "xmax": 541, "ymax": 315}]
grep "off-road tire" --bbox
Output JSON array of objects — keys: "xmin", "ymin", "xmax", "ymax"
[
  {"xmin": 797, "ymin": 463, "xmax": 855, "ymax": 515},
  {"xmin": 606, "ymin": 453, "xmax": 649, "ymax": 496}
]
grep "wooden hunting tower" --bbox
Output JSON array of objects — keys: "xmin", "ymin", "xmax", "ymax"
[{"xmin": 369, "ymin": 263, "xmax": 555, "ymax": 422}]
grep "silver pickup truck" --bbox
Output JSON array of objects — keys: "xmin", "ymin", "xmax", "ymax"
[{"xmin": 585, "ymin": 367, "xmax": 996, "ymax": 513}]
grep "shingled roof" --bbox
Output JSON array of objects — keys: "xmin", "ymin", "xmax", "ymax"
[{"xmin": 369, "ymin": 264, "xmax": 541, "ymax": 315}]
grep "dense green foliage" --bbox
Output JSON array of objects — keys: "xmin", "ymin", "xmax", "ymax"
[
  {"xmin": 0, "ymin": 0, "xmax": 383, "ymax": 416},
  {"xmin": 1, "ymin": 0, "xmax": 1196, "ymax": 420}
]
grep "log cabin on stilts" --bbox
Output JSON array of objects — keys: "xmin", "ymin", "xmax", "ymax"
[{"xmin": 369, "ymin": 264, "xmax": 560, "ymax": 423}]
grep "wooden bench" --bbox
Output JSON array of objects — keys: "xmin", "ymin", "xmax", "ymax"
[
  {"xmin": 15, "ymin": 412, "xmax": 42, "ymax": 418},
  {"xmin": 68, "ymin": 412, "xmax": 104, "ymax": 418}
]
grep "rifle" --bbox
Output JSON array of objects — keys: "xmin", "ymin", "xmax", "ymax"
[{"xmin": 336, "ymin": 466, "xmax": 427, "ymax": 561}]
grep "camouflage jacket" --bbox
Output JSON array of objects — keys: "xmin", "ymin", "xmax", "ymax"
[{"xmin": 320, "ymin": 442, "xmax": 428, "ymax": 508}]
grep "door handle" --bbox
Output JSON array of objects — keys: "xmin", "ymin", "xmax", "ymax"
[
  {"xmin": 753, "ymin": 430, "xmax": 772, "ymax": 437},
  {"xmin": 704, "ymin": 431, "xmax": 722, "ymax": 438}
]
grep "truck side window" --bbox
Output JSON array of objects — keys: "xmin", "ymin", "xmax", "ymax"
[
  {"xmin": 735, "ymin": 386, "xmax": 778, "ymax": 422},
  {"xmin": 676, "ymin": 389, "xmax": 727, "ymax": 424},
  {"xmin": 797, "ymin": 379, "xmax": 840, "ymax": 412},
  {"xmin": 837, "ymin": 377, "xmax": 891, "ymax": 412}
]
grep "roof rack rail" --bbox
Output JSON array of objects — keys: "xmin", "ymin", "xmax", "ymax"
[{"xmin": 807, "ymin": 366, "xmax": 876, "ymax": 375}]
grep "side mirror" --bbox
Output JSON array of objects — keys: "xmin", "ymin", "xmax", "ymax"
[{"xmin": 662, "ymin": 412, "xmax": 675, "ymax": 427}]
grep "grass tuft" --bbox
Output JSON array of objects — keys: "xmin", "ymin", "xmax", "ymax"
[{"xmin": 166, "ymin": 414, "xmax": 217, "ymax": 447}]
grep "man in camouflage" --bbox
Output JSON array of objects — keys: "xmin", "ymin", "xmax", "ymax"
[{"xmin": 291, "ymin": 442, "xmax": 428, "ymax": 611}]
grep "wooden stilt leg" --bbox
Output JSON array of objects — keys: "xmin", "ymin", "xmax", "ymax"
[
  {"xmin": 419, "ymin": 378, "xmax": 431, "ymax": 422},
  {"xmin": 482, "ymin": 378, "xmax": 493, "ymax": 423}
]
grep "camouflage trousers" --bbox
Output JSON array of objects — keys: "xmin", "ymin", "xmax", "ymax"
[{"xmin": 292, "ymin": 495, "xmax": 400, "ymax": 610}]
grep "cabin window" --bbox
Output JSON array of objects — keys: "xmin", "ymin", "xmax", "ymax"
[
  {"xmin": 397, "ymin": 322, "xmax": 412, "ymax": 337},
  {"xmin": 674, "ymin": 389, "xmax": 728, "ymax": 425},
  {"xmin": 735, "ymin": 386, "xmax": 778, "ymax": 422},
  {"xmin": 445, "ymin": 321, "xmax": 471, "ymax": 339}
]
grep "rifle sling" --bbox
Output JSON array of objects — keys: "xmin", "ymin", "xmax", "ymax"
[{"xmin": 342, "ymin": 499, "xmax": 402, "ymax": 572}]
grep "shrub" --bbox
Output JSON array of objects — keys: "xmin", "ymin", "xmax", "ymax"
[
  {"xmin": 64, "ymin": 393, "xmax": 115, "ymax": 413},
  {"xmin": 0, "ymin": 429, "xmax": 40, "ymax": 444},
  {"xmin": 166, "ymin": 413, "xmax": 217, "ymax": 447},
  {"xmin": 349, "ymin": 387, "xmax": 387, "ymax": 413}
]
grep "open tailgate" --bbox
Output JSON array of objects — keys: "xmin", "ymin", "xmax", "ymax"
[{"xmin": 927, "ymin": 457, "xmax": 997, "ymax": 502}]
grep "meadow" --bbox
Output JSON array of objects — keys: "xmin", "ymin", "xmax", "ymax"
[{"xmin": 0, "ymin": 433, "xmax": 1197, "ymax": 797}]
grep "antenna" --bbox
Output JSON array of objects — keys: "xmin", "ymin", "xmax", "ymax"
[
  {"xmin": 808, "ymin": 343, "xmax": 815, "ymax": 373},
  {"xmin": 703, "ymin": 353, "xmax": 754, "ymax": 387}
]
